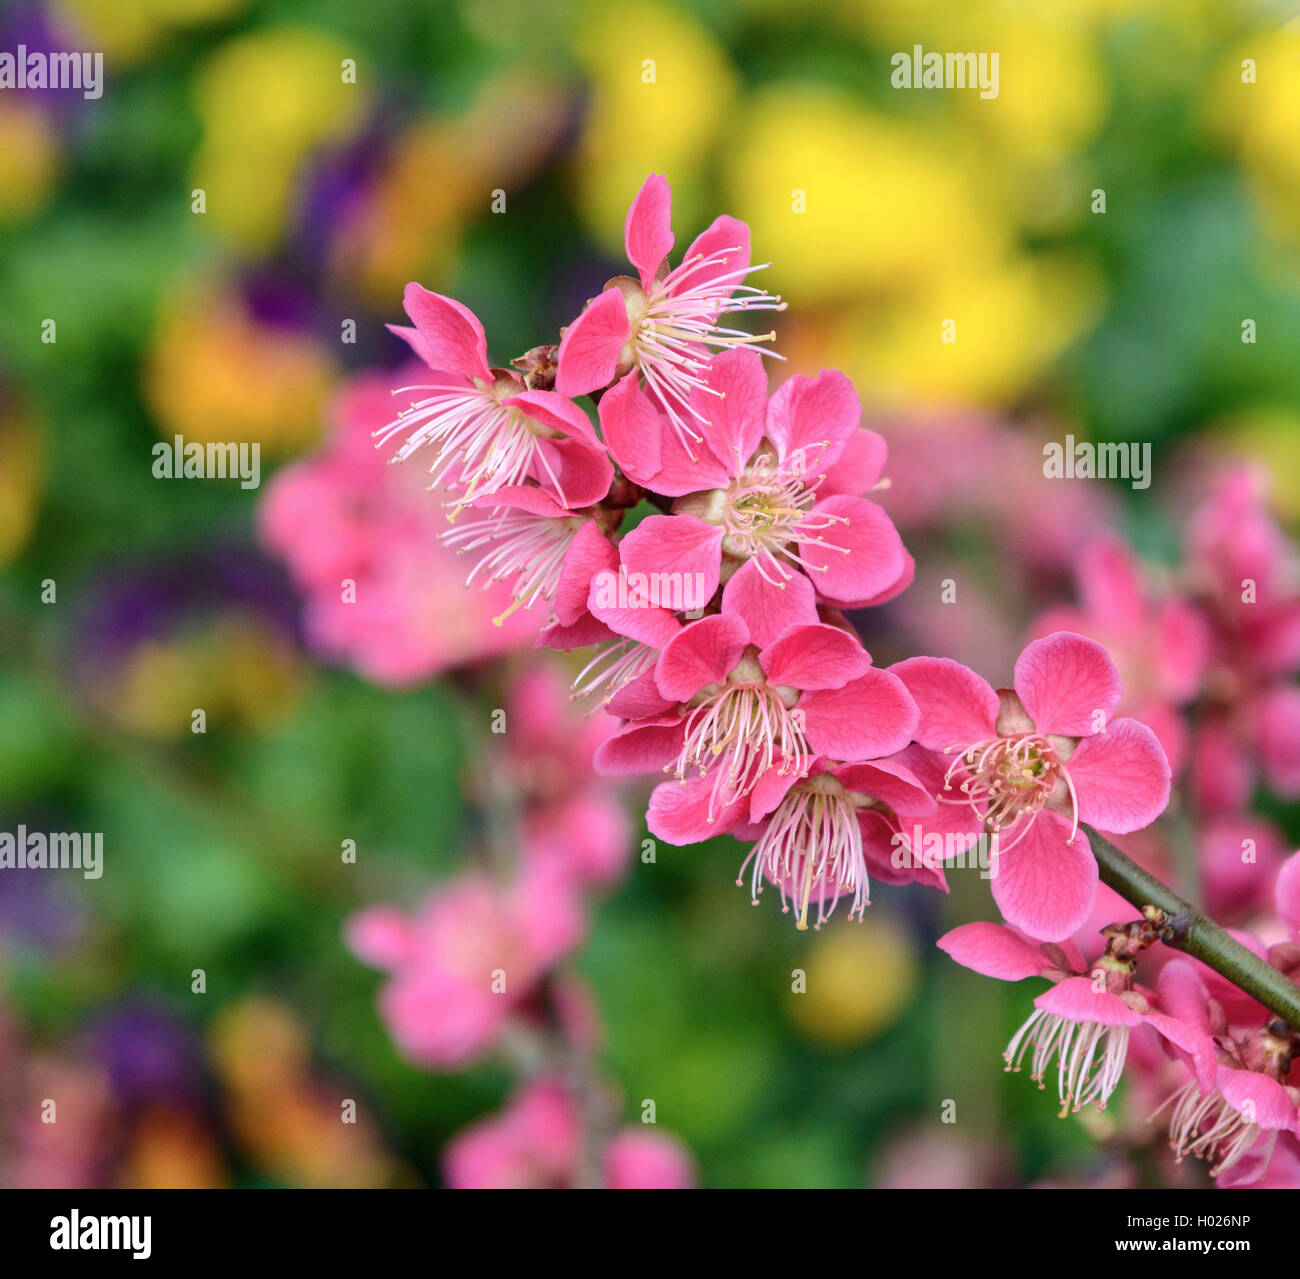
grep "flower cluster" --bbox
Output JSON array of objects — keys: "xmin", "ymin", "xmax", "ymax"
[{"xmin": 346, "ymin": 173, "xmax": 1300, "ymax": 1189}]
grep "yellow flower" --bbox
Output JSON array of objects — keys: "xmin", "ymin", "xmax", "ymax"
[
  {"xmin": 0, "ymin": 98, "xmax": 60, "ymax": 224},
  {"xmin": 144, "ymin": 276, "xmax": 335, "ymax": 458},
  {"xmin": 786, "ymin": 914, "xmax": 919, "ymax": 1047},
  {"xmin": 191, "ymin": 28, "xmax": 367, "ymax": 250},
  {"xmin": 723, "ymin": 86, "xmax": 1008, "ymax": 308},
  {"xmin": 1206, "ymin": 25, "xmax": 1300, "ymax": 242},
  {"xmin": 0, "ymin": 403, "xmax": 43, "ymax": 564},
  {"xmin": 574, "ymin": 0, "xmax": 738, "ymax": 251}
]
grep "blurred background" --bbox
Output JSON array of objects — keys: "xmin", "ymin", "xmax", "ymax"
[{"xmin": 2, "ymin": 0, "xmax": 1300, "ymax": 1188}]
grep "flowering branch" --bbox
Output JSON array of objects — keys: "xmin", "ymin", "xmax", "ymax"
[{"xmin": 1085, "ymin": 824, "xmax": 1300, "ymax": 1027}]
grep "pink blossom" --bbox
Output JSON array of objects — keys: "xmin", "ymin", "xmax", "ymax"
[
  {"xmin": 501, "ymin": 665, "xmax": 632, "ymax": 889},
  {"xmin": 382, "ymin": 284, "xmax": 612, "ymax": 512},
  {"xmin": 1152, "ymin": 957, "xmax": 1300, "ymax": 1181},
  {"xmin": 725, "ymin": 752, "xmax": 952, "ymax": 930},
  {"xmin": 1030, "ymin": 533, "xmax": 1209, "ymax": 773},
  {"xmin": 939, "ymin": 921, "xmax": 1217, "ymax": 1115},
  {"xmin": 555, "ymin": 174, "xmax": 783, "ymax": 453},
  {"xmin": 603, "ymin": 349, "xmax": 912, "ymax": 622},
  {"xmin": 344, "ymin": 867, "xmax": 584, "ymax": 1071},
  {"xmin": 443, "ymin": 1079, "xmax": 695, "ymax": 1189},
  {"xmin": 259, "ymin": 370, "xmax": 537, "ymax": 684},
  {"xmin": 893, "ymin": 633, "xmax": 1171, "ymax": 940},
  {"xmin": 1184, "ymin": 465, "xmax": 1300, "ymax": 811},
  {"xmin": 595, "ymin": 592, "xmax": 918, "ymax": 825},
  {"xmin": 442, "ymin": 485, "xmax": 620, "ymax": 628}
]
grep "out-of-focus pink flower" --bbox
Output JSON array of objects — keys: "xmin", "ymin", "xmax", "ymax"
[
  {"xmin": 381, "ymin": 284, "xmax": 612, "ymax": 511},
  {"xmin": 443, "ymin": 1078, "xmax": 695, "ymax": 1189},
  {"xmin": 1184, "ymin": 465, "xmax": 1300, "ymax": 812},
  {"xmin": 1031, "ymin": 533, "xmax": 1209, "ymax": 773},
  {"xmin": 260, "ymin": 370, "xmax": 538, "ymax": 684},
  {"xmin": 345, "ymin": 867, "xmax": 584, "ymax": 1071},
  {"xmin": 556, "ymin": 174, "xmax": 783, "ymax": 453},
  {"xmin": 939, "ymin": 921, "xmax": 1217, "ymax": 1116},
  {"xmin": 604, "ymin": 350, "xmax": 912, "ymax": 618},
  {"xmin": 894, "ymin": 633, "xmax": 1171, "ymax": 940},
  {"xmin": 501, "ymin": 665, "xmax": 632, "ymax": 889}
]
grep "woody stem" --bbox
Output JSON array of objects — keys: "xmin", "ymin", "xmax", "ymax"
[{"xmin": 1085, "ymin": 824, "xmax": 1300, "ymax": 1027}]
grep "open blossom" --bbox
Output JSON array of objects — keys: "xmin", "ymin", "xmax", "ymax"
[
  {"xmin": 728, "ymin": 753, "xmax": 950, "ymax": 930},
  {"xmin": 441, "ymin": 485, "xmax": 619, "ymax": 628},
  {"xmin": 344, "ymin": 867, "xmax": 584, "ymax": 1070},
  {"xmin": 555, "ymin": 173, "xmax": 783, "ymax": 452},
  {"xmin": 594, "ymin": 594, "xmax": 918, "ymax": 823},
  {"xmin": 1147, "ymin": 854, "xmax": 1300, "ymax": 1182},
  {"xmin": 604, "ymin": 349, "xmax": 912, "ymax": 626},
  {"xmin": 381, "ymin": 283, "xmax": 612, "ymax": 512},
  {"xmin": 1030, "ymin": 533, "xmax": 1209, "ymax": 773},
  {"xmin": 894, "ymin": 633, "xmax": 1171, "ymax": 940},
  {"xmin": 940, "ymin": 921, "xmax": 1217, "ymax": 1117},
  {"xmin": 443, "ymin": 1078, "xmax": 695, "ymax": 1189},
  {"xmin": 259, "ymin": 370, "xmax": 537, "ymax": 684}
]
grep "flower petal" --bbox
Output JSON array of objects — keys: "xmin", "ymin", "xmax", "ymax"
[
  {"xmin": 647, "ymin": 774, "xmax": 748, "ymax": 844},
  {"xmin": 1013, "ymin": 632, "xmax": 1122, "ymax": 737},
  {"xmin": 759, "ymin": 622, "xmax": 872, "ymax": 691},
  {"xmin": 1065, "ymin": 717, "xmax": 1171, "ymax": 834},
  {"xmin": 765, "ymin": 369, "xmax": 860, "ymax": 473},
  {"xmin": 555, "ymin": 288, "xmax": 631, "ymax": 398},
  {"xmin": 989, "ymin": 814, "xmax": 1097, "ymax": 942},
  {"xmin": 679, "ymin": 214, "xmax": 750, "ymax": 296},
  {"xmin": 720, "ymin": 557, "xmax": 818, "ymax": 649},
  {"xmin": 801, "ymin": 496, "xmax": 907, "ymax": 606},
  {"xmin": 890, "ymin": 657, "xmax": 999, "ymax": 751},
  {"xmin": 624, "ymin": 173, "xmax": 674, "ymax": 290},
  {"xmin": 799, "ymin": 668, "xmax": 918, "ymax": 761},
  {"xmin": 595, "ymin": 369, "xmax": 663, "ymax": 485},
  {"xmin": 400, "ymin": 283, "xmax": 492, "ymax": 383},
  {"xmin": 937, "ymin": 921, "xmax": 1052, "ymax": 981},
  {"xmin": 655, "ymin": 613, "xmax": 748, "ymax": 701}
]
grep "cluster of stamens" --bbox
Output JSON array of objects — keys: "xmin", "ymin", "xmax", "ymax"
[
  {"xmin": 941, "ymin": 733, "xmax": 1077, "ymax": 850},
  {"xmin": 719, "ymin": 451, "xmax": 848, "ymax": 585},
  {"xmin": 676, "ymin": 661, "xmax": 809, "ymax": 819},
  {"xmin": 377, "ymin": 379, "xmax": 564, "ymax": 514},
  {"xmin": 738, "ymin": 774, "xmax": 868, "ymax": 931},
  {"xmin": 442, "ymin": 510, "xmax": 579, "ymax": 626},
  {"xmin": 629, "ymin": 248, "xmax": 785, "ymax": 455}
]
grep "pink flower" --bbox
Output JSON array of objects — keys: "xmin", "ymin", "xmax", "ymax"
[
  {"xmin": 1030, "ymin": 533, "xmax": 1209, "ymax": 773},
  {"xmin": 382, "ymin": 284, "xmax": 612, "ymax": 511},
  {"xmin": 1153, "ymin": 959, "xmax": 1300, "ymax": 1181},
  {"xmin": 893, "ymin": 632, "xmax": 1171, "ymax": 940},
  {"xmin": 443, "ymin": 1079, "xmax": 695, "ymax": 1189},
  {"xmin": 602, "ymin": 349, "xmax": 912, "ymax": 624},
  {"xmin": 1183, "ymin": 465, "xmax": 1300, "ymax": 812},
  {"xmin": 555, "ymin": 173, "xmax": 783, "ymax": 452},
  {"xmin": 441, "ymin": 485, "xmax": 620, "ymax": 628},
  {"xmin": 939, "ymin": 921, "xmax": 1217, "ymax": 1115},
  {"xmin": 595, "ymin": 593, "xmax": 918, "ymax": 824},
  {"xmin": 727, "ymin": 752, "xmax": 949, "ymax": 930},
  {"xmin": 259, "ymin": 370, "xmax": 537, "ymax": 684},
  {"xmin": 344, "ymin": 867, "xmax": 584, "ymax": 1071},
  {"xmin": 500, "ymin": 665, "xmax": 632, "ymax": 889}
]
